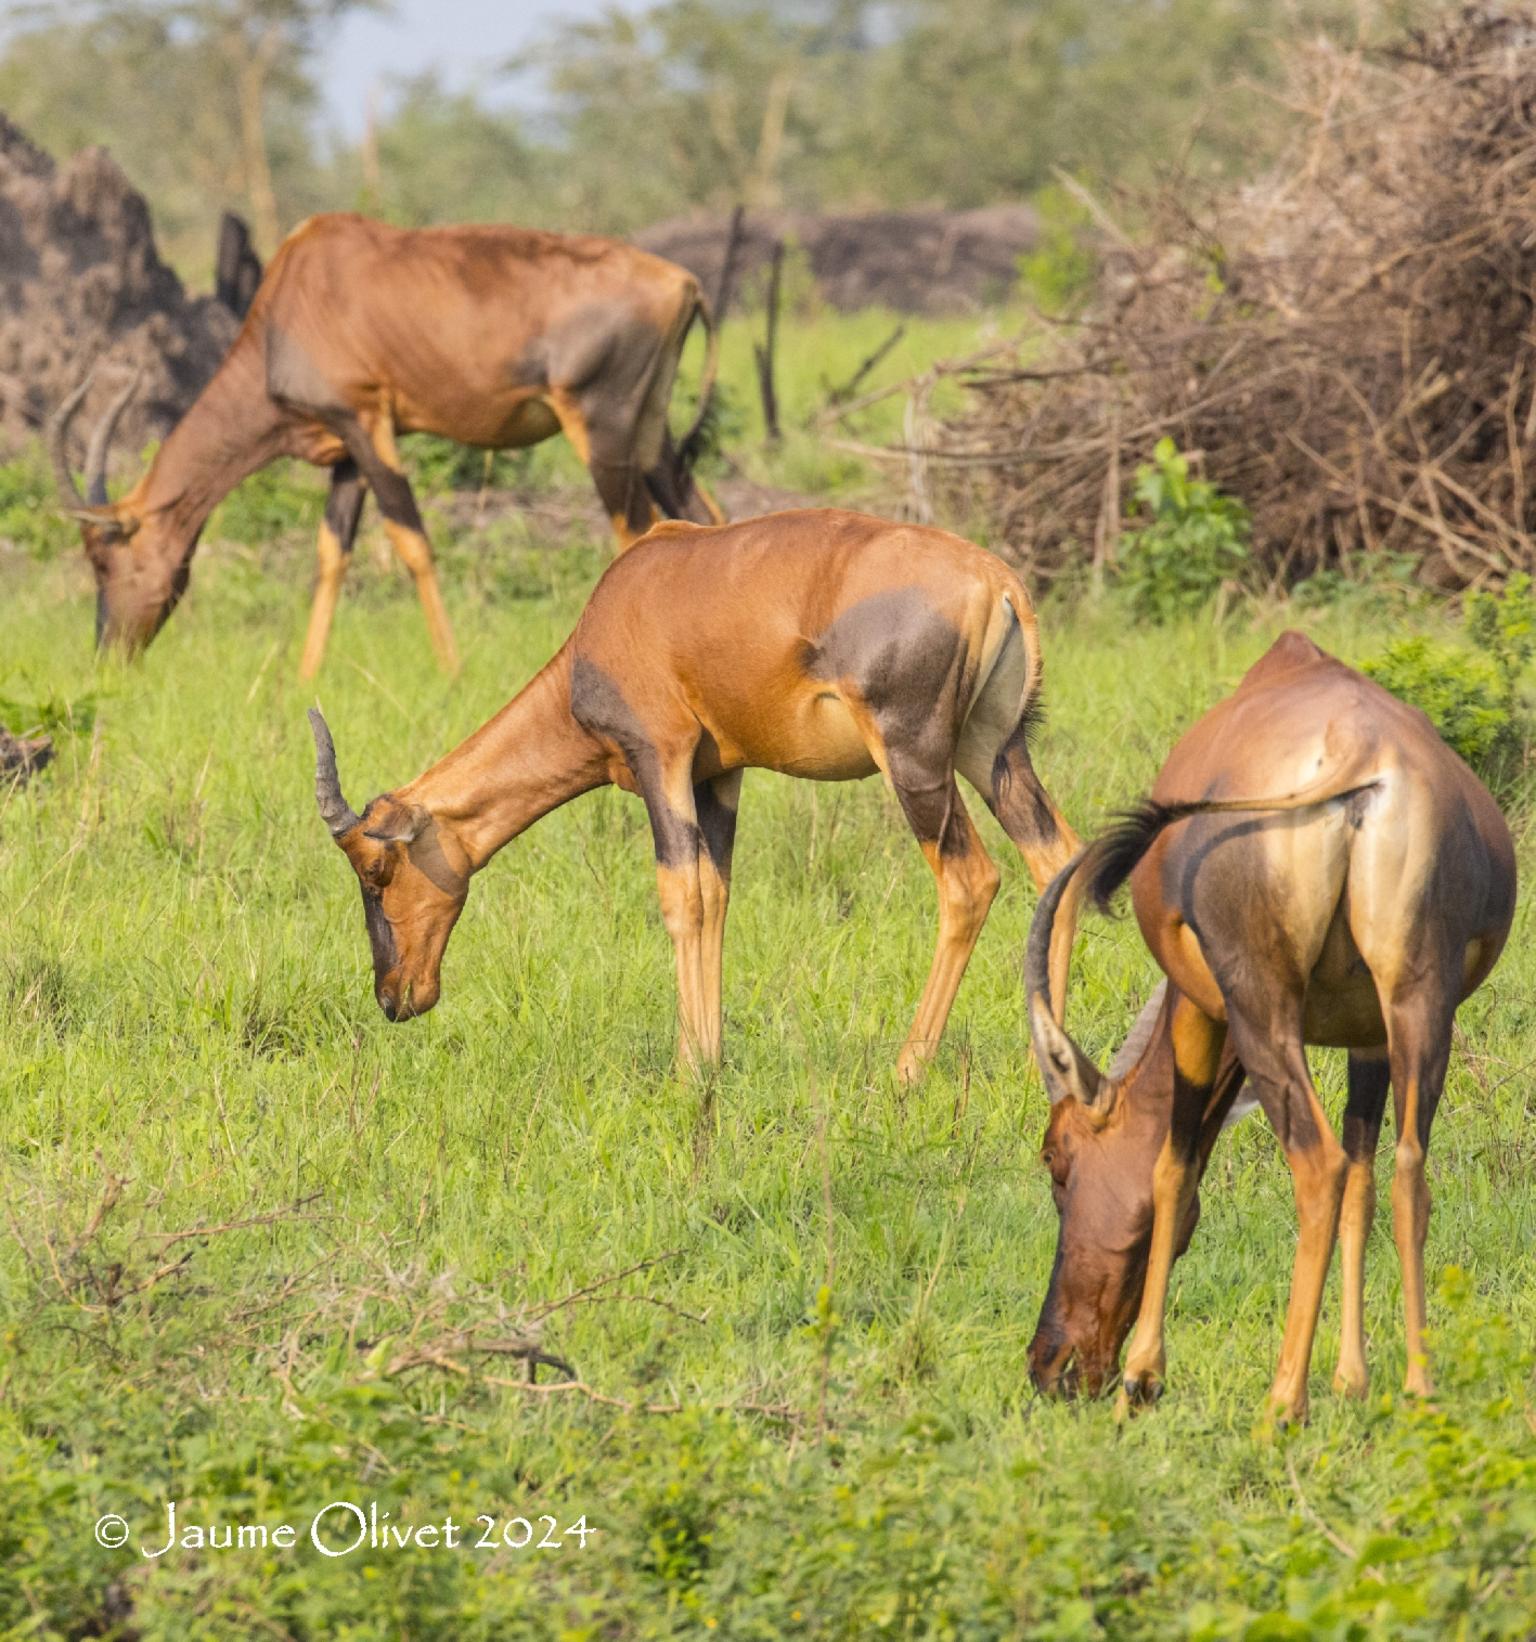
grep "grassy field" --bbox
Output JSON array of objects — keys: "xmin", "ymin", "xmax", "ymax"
[{"xmin": 3, "ymin": 335, "xmax": 1536, "ymax": 1639}]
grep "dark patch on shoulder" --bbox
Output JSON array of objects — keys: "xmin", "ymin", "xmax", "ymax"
[
  {"xmin": 264, "ymin": 321, "xmax": 343, "ymax": 415},
  {"xmin": 570, "ymin": 657, "xmax": 643, "ymax": 742},
  {"xmin": 570, "ymin": 658, "xmax": 698, "ymax": 867}
]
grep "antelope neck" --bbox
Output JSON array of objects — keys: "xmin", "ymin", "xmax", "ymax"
[
  {"xmin": 403, "ymin": 647, "xmax": 610, "ymax": 872},
  {"xmin": 130, "ymin": 338, "xmax": 287, "ymax": 548}
]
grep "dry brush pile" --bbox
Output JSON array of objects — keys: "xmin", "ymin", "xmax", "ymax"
[{"xmin": 934, "ymin": 6, "xmax": 1536, "ymax": 591}]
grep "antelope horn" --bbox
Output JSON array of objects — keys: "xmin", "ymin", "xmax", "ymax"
[
  {"xmin": 84, "ymin": 368, "xmax": 141, "ymax": 505},
  {"xmin": 1024, "ymin": 852, "xmax": 1106, "ymax": 1108},
  {"xmin": 307, "ymin": 709, "xmax": 361, "ymax": 838},
  {"xmin": 47, "ymin": 370, "xmax": 97, "ymax": 509},
  {"xmin": 1107, "ymin": 981, "xmax": 1169, "ymax": 1079}
]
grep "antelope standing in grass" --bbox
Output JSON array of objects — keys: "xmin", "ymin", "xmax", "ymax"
[
  {"xmin": 51, "ymin": 213, "xmax": 721, "ymax": 677},
  {"xmin": 307, "ymin": 509, "xmax": 1078, "ymax": 1081},
  {"xmin": 1025, "ymin": 631, "xmax": 1514, "ymax": 1424}
]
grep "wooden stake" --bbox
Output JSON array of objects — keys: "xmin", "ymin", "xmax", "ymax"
[{"xmin": 753, "ymin": 239, "xmax": 785, "ymax": 445}]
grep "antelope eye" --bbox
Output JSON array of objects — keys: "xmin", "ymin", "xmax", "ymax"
[{"xmin": 1040, "ymin": 1149, "xmax": 1054, "ymax": 1171}]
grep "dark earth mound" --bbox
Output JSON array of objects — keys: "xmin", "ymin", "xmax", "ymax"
[
  {"xmin": 0, "ymin": 115, "xmax": 235, "ymax": 461},
  {"xmin": 633, "ymin": 205, "xmax": 1038, "ymax": 314}
]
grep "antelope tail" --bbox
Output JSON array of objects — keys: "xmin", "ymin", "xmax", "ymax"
[
  {"xmin": 1084, "ymin": 774, "xmax": 1382, "ymax": 915},
  {"xmin": 677, "ymin": 293, "xmax": 720, "ymax": 474}
]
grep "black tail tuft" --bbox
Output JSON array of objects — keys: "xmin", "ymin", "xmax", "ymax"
[
  {"xmin": 1018, "ymin": 690, "xmax": 1047, "ymax": 749},
  {"xmin": 1083, "ymin": 798, "xmax": 1206, "ymax": 915},
  {"xmin": 677, "ymin": 393, "xmax": 721, "ymax": 477}
]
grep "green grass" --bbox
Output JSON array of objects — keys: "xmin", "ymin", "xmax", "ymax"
[{"xmin": 2, "ymin": 487, "xmax": 1535, "ymax": 1639}]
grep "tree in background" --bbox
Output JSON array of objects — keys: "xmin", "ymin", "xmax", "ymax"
[
  {"xmin": 0, "ymin": 0, "xmax": 379, "ymax": 264},
  {"xmin": 0, "ymin": 0, "xmax": 1432, "ymax": 271},
  {"xmin": 520, "ymin": 0, "xmax": 863, "ymax": 230},
  {"xmin": 331, "ymin": 72, "xmax": 543, "ymax": 226}
]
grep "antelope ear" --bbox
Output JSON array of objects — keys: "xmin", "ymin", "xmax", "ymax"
[
  {"xmin": 362, "ymin": 801, "xmax": 429, "ymax": 846},
  {"xmin": 1029, "ymin": 994, "xmax": 1104, "ymax": 1109},
  {"xmin": 69, "ymin": 506, "xmax": 137, "ymax": 540}
]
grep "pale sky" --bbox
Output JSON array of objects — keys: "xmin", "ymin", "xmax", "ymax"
[{"xmin": 321, "ymin": 0, "xmax": 625, "ymax": 136}]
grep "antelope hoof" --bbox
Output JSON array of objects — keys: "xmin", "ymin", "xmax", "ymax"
[
  {"xmin": 1332, "ymin": 1362, "xmax": 1369, "ymax": 1400},
  {"xmin": 1261, "ymin": 1390, "xmax": 1309, "ymax": 1431},
  {"xmin": 1403, "ymin": 1362, "xmax": 1434, "ymax": 1399},
  {"xmin": 1119, "ymin": 1365, "xmax": 1165, "ymax": 1411},
  {"xmin": 896, "ymin": 1048, "xmax": 927, "ymax": 1086}
]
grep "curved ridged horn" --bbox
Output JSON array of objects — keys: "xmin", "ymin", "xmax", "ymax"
[
  {"xmin": 1108, "ymin": 981, "xmax": 1169, "ymax": 1078},
  {"xmin": 84, "ymin": 369, "xmax": 141, "ymax": 505},
  {"xmin": 1025, "ymin": 853, "xmax": 1106, "ymax": 1107},
  {"xmin": 47, "ymin": 370, "xmax": 97, "ymax": 509},
  {"xmin": 308, "ymin": 708, "xmax": 360, "ymax": 838}
]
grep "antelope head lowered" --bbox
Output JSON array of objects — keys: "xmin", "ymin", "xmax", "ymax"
[
  {"xmin": 46, "ymin": 370, "xmax": 162, "ymax": 648},
  {"xmin": 309, "ymin": 710, "xmax": 470, "ymax": 1021},
  {"xmin": 1023, "ymin": 632, "xmax": 1514, "ymax": 1423}
]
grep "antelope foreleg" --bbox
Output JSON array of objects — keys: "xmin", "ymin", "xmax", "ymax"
[
  {"xmin": 656, "ymin": 862, "xmax": 710, "ymax": 1070},
  {"xmin": 694, "ymin": 771, "xmax": 741, "ymax": 1065},
  {"xmin": 642, "ymin": 760, "xmax": 717, "ymax": 1072},
  {"xmin": 298, "ymin": 459, "xmax": 365, "ymax": 680},
  {"xmin": 1118, "ymin": 996, "xmax": 1224, "ymax": 1413}
]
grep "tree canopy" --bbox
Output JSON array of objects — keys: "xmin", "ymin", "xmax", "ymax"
[{"xmin": 0, "ymin": 0, "xmax": 1424, "ymax": 275}]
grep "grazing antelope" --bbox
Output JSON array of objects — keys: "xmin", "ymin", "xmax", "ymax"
[
  {"xmin": 1025, "ymin": 631, "xmax": 1514, "ymax": 1424},
  {"xmin": 51, "ymin": 212, "xmax": 721, "ymax": 677},
  {"xmin": 307, "ymin": 509, "xmax": 1078, "ymax": 1081}
]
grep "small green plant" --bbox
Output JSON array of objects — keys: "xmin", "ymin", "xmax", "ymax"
[
  {"xmin": 0, "ymin": 688, "xmax": 97, "ymax": 740},
  {"xmin": 1362, "ymin": 574, "xmax": 1535, "ymax": 784},
  {"xmin": 1115, "ymin": 437, "xmax": 1251, "ymax": 623},
  {"xmin": 1467, "ymin": 570, "xmax": 1536, "ymax": 696}
]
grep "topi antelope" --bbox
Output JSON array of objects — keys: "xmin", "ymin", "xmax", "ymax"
[
  {"xmin": 307, "ymin": 509, "xmax": 1079, "ymax": 1082},
  {"xmin": 1024, "ymin": 632, "xmax": 1514, "ymax": 1424},
  {"xmin": 51, "ymin": 213, "xmax": 722, "ymax": 677}
]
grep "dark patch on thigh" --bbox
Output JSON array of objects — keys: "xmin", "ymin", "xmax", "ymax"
[
  {"xmin": 548, "ymin": 307, "xmax": 661, "ymax": 424},
  {"xmin": 570, "ymin": 657, "xmax": 698, "ymax": 867},
  {"xmin": 804, "ymin": 589, "xmax": 968, "ymax": 771}
]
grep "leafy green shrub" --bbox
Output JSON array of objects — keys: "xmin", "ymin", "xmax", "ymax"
[
  {"xmin": 0, "ymin": 446, "xmax": 77, "ymax": 560},
  {"xmin": 207, "ymin": 461, "xmax": 323, "ymax": 545},
  {"xmin": 409, "ymin": 434, "xmax": 498, "ymax": 494},
  {"xmin": 1018, "ymin": 183, "xmax": 1098, "ymax": 314},
  {"xmin": 1362, "ymin": 574, "xmax": 1535, "ymax": 783},
  {"xmin": 1292, "ymin": 551, "xmax": 1424, "ymax": 613},
  {"xmin": 1116, "ymin": 438, "xmax": 1251, "ymax": 623}
]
